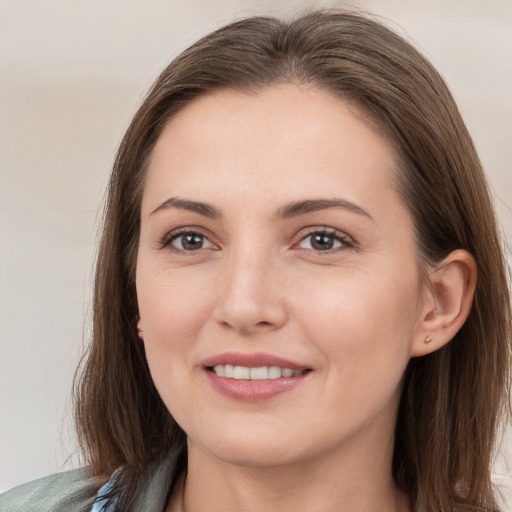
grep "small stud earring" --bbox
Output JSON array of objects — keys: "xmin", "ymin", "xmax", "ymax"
[{"xmin": 424, "ymin": 336, "xmax": 433, "ymax": 344}]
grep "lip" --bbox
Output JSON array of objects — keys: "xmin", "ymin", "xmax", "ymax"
[
  {"xmin": 202, "ymin": 352, "xmax": 311, "ymax": 402},
  {"xmin": 202, "ymin": 352, "xmax": 308, "ymax": 371}
]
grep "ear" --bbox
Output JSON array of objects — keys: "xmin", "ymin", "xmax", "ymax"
[
  {"xmin": 137, "ymin": 316, "xmax": 145, "ymax": 340},
  {"xmin": 410, "ymin": 249, "xmax": 477, "ymax": 357}
]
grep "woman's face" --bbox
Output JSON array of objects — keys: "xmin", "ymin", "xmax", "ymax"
[{"xmin": 136, "ymin": 84, "xmax": 428, "ymax": 468}]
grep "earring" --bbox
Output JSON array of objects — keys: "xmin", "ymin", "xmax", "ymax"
[{"xmin": 424, "ymin": 336, "xmax": 433, "ymax": 344}]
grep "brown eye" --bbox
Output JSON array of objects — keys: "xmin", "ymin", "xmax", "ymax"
[
  {"xmin": 171, "ymin": 232, "xmax": 213, "ymax": 251},
  {"xmin": 298, "ymin": 231, "xmax": 347, "ymax": 251},
  {"xmin": 311, "ymin": 233, "xmax": 336, "ymax": 250}
]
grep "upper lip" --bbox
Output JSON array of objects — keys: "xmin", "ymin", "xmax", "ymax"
[{"xmin": 202, "ymin": 352, "xmax": 309, "ymax": 371}]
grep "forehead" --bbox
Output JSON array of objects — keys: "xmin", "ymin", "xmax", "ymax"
[{"xmin": 143, "ymin": 84, "xmax": 401, "ymax": 218}]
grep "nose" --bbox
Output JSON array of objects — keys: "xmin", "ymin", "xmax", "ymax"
[{"xmin": 213, "ymin": 247, "xmax": 288, "ymax": 335}]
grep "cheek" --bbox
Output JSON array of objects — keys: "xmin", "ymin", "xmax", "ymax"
[
  {"xmin": 136, "ymin": 268, "xmax": 215, "ymax": 420},
  {"xmin": 292, "ymin": 266, "xmax": 421, "ymax": 375},
  {"xmin": 137, "ymin": 265, "xmax": 216, "ymax": 351}
]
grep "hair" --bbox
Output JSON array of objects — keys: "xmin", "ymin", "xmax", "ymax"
[{"xmin": 74, "ymin": 9, "xmax": 511, "ymax": 511}]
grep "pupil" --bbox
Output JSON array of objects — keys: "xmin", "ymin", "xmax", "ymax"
[
  {"xmin": 183, "ymin": 234, "xmax": 203, "ymax": 250},
  {"xmin": 312, "ymin": 234, "xmax": 333, "ymax": 250}
]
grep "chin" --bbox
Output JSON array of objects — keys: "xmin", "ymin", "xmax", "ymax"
[
  {"xmin": 189, "ymin": 426, "xmax": 312, "ymax": 468},
  {"xmin": 210, "ymin": 443, "xmax": 302, "ymax": 468}
]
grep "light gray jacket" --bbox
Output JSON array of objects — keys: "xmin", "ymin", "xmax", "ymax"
[
  {"xmin": 0, "ymin": 451, "xmax": 181, "ymax": 512},
  {"xmin": 0, "ymin": 467, "xmax": 100, "ymax": 512}
]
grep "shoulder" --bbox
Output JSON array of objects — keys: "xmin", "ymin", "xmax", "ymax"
[{"xmin": 0, "ymin": 466, "xmax": 103, "ymax": 512}]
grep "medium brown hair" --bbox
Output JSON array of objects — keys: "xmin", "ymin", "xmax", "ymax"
[{"xmin": 74, "ymin": 10, "xmax": 511, "ymax": 511}]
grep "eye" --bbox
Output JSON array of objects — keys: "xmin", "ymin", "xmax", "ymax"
[
  {"xmin": 297, "ymin": 229, "xmax": 351, "ymax": 252},
  {"xmin": 167, "ymin": 231, "xmax": 214, "ymax": 251}
]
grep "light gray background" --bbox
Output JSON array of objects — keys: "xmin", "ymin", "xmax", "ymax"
[{"xmin": 1, "ymin": 0, "xmax": 511, "ymax": 503}]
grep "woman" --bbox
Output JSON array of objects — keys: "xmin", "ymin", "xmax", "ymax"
[{"xmin": 2, "ymin": 9, "xmax": 510, "ymax": 512}]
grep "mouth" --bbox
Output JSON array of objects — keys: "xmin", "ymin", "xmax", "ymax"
[
  {"xmin": 202, "ymin": 352, "xmax": 312, "ymax": 401},
  {"xmin": 208, "ymin": 365, "xmax": 310, "ymax": 380}
]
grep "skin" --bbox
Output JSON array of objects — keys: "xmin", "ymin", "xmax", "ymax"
[{"xmin": 135, "ymin": 84, "xmax": 476, "ymax": 512}]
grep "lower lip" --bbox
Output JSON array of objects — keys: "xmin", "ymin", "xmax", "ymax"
[{"xmin": 205, "ymin": 370, "xmax": 309, "ymax": 401}]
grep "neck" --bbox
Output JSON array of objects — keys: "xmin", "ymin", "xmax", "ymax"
[{"xmin": 167, "ymin": 432, "xmax": 410, "ymax": 512}]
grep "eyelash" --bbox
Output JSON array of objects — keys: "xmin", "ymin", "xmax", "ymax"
[
  {"xmin": 296, "ymin": 227, "xmax": 354, "ymax": 254},
  {"xmin": 158, "ymin": 226, "xmax": 354, "ymax": 255},
  {"xmin": 158, "ymin": 227, "xmax": 213, "ymax": 253}
]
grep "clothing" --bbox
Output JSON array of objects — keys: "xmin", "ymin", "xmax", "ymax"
[
  {"xmin": 90, "ymin": 476, "xmax": 116, "ymax": 512},
  {"xmin": 0, "ymin": 467, "xmax": 100, "ymax": 512},
  {"xmin": 0, "ymin": 450, "xmax": 182, "ymax": 512}
]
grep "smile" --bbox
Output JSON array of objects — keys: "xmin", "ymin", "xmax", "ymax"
[
  {"xmin": 203, "ymin": 353, "xmax": 312, "ymax": 401},
  {"xmin": 211, "ymin": 365, "xmax": 307, "ymax": 380}
]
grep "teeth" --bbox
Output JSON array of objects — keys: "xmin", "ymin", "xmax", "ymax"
[
  {"xmin": 212, "ymin": 365, "xmax": 303, "ymax": 380},
  {"xmin": 233, "ymin": 366, "xmax": 250, "ymax": 379},
  {"xmin": 268, "ymin": 366, "xmax": 281, "ymax": 379}
]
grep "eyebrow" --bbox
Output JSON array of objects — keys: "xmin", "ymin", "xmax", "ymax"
[
  {"xmin": 150, "ymin": 197, "xmax": 372, "ymax": 221},
  {"xmin": 274, "ymin": 198, "xmax": 373, "ymax": 220},
  {"xmin": 150, "ymin": 197, "xmax": 222, "ymax": 219}
]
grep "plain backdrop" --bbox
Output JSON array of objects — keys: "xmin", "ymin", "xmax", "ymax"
[{"xmin": 1, "ymin": 0, "xmax": 511, "ymax": 504}]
